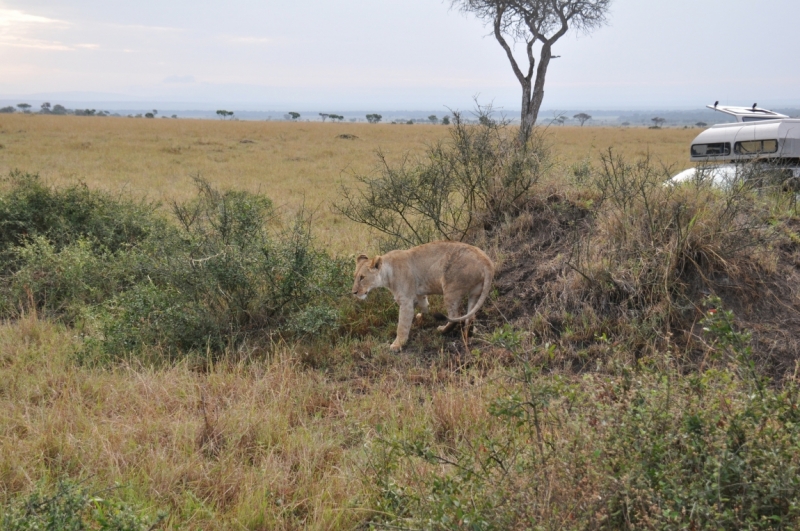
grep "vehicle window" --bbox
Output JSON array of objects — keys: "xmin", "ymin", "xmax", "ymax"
[
  {"xmin": 691, "ymin": 142, "xmax": 731, "ymax": 157},
  {"xmin": 734, "ymin": 139, "xmax": 779, "ymax": 155}
]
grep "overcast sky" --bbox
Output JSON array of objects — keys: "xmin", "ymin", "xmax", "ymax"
[{"xmin": 1, "ymin": 0, "xmax": 798, "ymax": 111}]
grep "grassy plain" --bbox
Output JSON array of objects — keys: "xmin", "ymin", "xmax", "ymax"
[{"xmin": 0, "ymin": 114, "xmax": 697, "ymax": 252}]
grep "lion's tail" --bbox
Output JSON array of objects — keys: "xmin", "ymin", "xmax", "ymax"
[{"xmin": 446, "ymin": 264, "xmax": 494, "ymax": 324}]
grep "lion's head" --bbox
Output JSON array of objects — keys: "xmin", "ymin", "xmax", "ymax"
[{"xmin": 352, "ymin": 254, "xmax": 383, "ymax": 300}]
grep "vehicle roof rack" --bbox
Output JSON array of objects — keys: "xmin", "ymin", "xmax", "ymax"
[{"xmin": 707, "ymin": 104, "xmax": 788, "ymax": 122}]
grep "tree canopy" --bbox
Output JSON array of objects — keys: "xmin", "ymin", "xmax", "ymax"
[
  {"xmin": 452, "ymin": 0, "xmax": 612, "ymax": 141},
  {"xmin": 573, "ymin": 112, "xmax": 592, "ymax": 126}
]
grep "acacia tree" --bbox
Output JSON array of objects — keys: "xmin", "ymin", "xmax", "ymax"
[
  {"xmin": 452, "ymin": 0, "xmax": 611, "ymax": 141},
  {"xmin": 651, "ymin": 117, "xmax": 665, "ymax": 128},
  {"xmin": 573, "ymin": 112, "xmax": 591, "ymax": 126}
]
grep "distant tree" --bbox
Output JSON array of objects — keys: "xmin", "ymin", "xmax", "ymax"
[
  {"xmin": 553, "ymin": 115, "xmax": 566, "ymax": 126},
  {"xmin": 145, "ymin": 112, "xmax": 155, "ymax": 119},
  {"xmin": 428, "ymin": 115, "xmax": 439, "ymax": 124},
  {"xmin": 441, "ymin": 115, "xmax": 450, "ymax": 125},
  {"xmin": 216, "ymin": 110, "xmax": 234, "ymax": 119},
  {"xmin": 651, "ymin": 117, "xmax": 666, "ymax": 128},
  {"xmin": 17, "ymin": 103, "xmax": 31, "ymax": 113},
  {"xmin": 366, "ymin": 114, "xmax": 382, "ymax": 123},
  {"xmin": 0, "ymin": 106, "xmax": 15, "ymax": 113},
  {"xmin": 349, "ymin": 117, "xmax": 357, "ymax": 122},
  {"xmin": 695, "ymin": 121, "xmax": 707, "ymax": 128},
  {"xmin": 451, "ymin": 0, "xmax": 611, "ymax": 141},
  {"xmin": 329, "ymin": 114, "xmax": 344, "ymax": 122},
  {"xmin": 40, "ymin": 102, "xmax": 51, "ymax": 113},
  {"xmin": 152, "ymin": 109, "xmax": 158, "ymax": 116},
  {"xmin": 319, "ymin": 113, "xmax": 330, "ymax": 122},
  {"xmin": 478, "ymin": 115, "xmax": 495, "ymax": 126},
  {"xmin": 621, "ymin": 121, "xmax": 630, "ymax": 127},
  {"xmin": 171, "ymin": 114, "xmax": 178, "ymax": 119},
  {"xmin": 289, "ymin": 112, "xmax": 300, "ymax": 120},
  {"xmin": 52, "ymin": 104, "xmax": 67, "ymax": 115},
  {"xmin": 573, "ymin": 113, "xmax": 591, "ymax": 126}
]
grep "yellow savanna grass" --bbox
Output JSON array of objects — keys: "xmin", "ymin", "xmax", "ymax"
[{"xmin": 0, "ymin": 114, "xmax": 698, "ymax": 252}]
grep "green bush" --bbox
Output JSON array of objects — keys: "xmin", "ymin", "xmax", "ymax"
[
  {"xmin": 0, "ymin": 171, "xmax": 158, "ymax": 275},
  {"xmin": 1, "ymin": 480, "xmax": 160, "ymax": 531},
  {"xmin": 0, "ymin": 173, "xmax": 350, "ymax": 361},
  {"xmin": 87, "ymin": 179, "xmax": 348, "ymax": 359},
  {"xmin": 1, "ymin": 236, "xmax": 142, "ymax": 323}
]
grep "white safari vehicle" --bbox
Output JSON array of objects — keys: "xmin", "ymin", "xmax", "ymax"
[{"xmin": 670, "ymin": 104, "xmax": 800, "ymax": 186}]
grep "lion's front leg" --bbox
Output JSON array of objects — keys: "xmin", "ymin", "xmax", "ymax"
[
  {"xmin": 414, "ymin": 295, "xmax": 429, "ymax": 325},
  {"xmin": 390, "ymin": 301, "xmax": 415, "ymax": 352}
]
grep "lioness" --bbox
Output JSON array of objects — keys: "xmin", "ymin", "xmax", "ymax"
[{"xmin": 352, "ymin": 241, "xmax": 494, "ymax": 351}]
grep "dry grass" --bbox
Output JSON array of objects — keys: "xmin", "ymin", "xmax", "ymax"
[
  {"xmin": 0, "ymin": 312, "xmax": 499, "ymax": 529},
  {"xmin": 0, "ymin": 114, "xmax": 697, "ymax": 252}
]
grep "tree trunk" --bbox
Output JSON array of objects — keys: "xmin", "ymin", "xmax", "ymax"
[{"xmin": 519, "ymin": 42, "xmax": 553, "ymax": 144}]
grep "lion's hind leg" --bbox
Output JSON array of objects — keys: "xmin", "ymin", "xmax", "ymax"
[
  {"xmin": 463, "ymin": 284, "xmax": 484, "ymax": 333},
  {"xmin": 437, "ymin": 290, "xmax": 464, "ymax": 333}
]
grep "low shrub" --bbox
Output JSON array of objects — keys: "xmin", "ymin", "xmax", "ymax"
[
  {"xmin": 0, "ymin": 173, "xmax": 351, "ymax": 361},
  {"xmin": 367, "ymin": 303, "xmax": 800, "ymax": 530},
  {"xmin": 337, "ymin": 105, "xmax": 552, "ymax": 251},
  {"xmin": 1, "ymin": 480, "xmax": 160, "ymax": 531},
  {"xmin": 0, "ymin": 171, "xmax": 158, "ymax": 275}
]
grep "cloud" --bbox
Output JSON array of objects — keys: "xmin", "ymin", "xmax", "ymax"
[
  {"xmin": 0, "ymin": 36, "xmax": 72, "ymax": 50},
  {"xmin": 163, "ymin": 75, "xmax": 196, "ymax": 84},
  {"xmin": 0, "ymin": 8, "xmax": 66, "ymax": 27},
  {"xmin": 0, "ymin": 7, "xmax": 73, "ymax": 50}
]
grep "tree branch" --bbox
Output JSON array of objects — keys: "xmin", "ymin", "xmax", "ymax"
[{"xmin": 493, "ymin": 7, "xmax": 528, "ymax": 86}]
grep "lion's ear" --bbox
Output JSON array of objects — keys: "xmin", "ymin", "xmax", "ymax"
[
  {"xmin": 356, "ymin": 254, "xmax": 369, "ymax": 265},
  {"xmin": 372, "ymin": 256, "xmax": 383, "ymax": 270}
]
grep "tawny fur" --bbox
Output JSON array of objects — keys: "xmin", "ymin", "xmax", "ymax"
[{"xmin": 352, "ymin": 241, "xmax": 494, "ymax": 351}]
